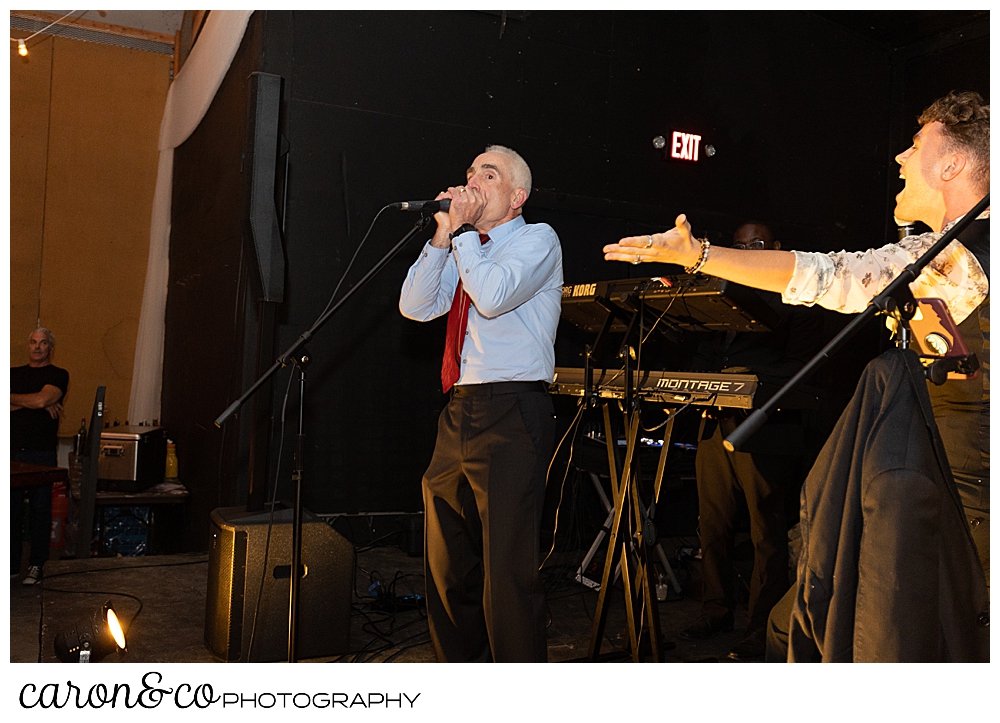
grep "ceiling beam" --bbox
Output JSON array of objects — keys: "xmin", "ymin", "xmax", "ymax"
[{"xmin": 10, "ymin": 10, "xmax": 176, "ymax": 45}]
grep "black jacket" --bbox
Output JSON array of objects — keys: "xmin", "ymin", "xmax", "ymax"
[{"xmin": 788, "ymin": 348, "xmax": 989, "ymax": 662}]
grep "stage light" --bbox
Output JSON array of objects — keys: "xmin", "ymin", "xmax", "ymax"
[
  {"xmin": 54, "ymin": 601, "xmax": 128, "ymax": 662},
  {"xmin": 18, "ymin": 39, "xmax": 28, "ymax": 56}
]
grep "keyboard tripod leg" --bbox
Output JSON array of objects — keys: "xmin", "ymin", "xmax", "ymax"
[
  {"xmin": 574, "ymin": 507, "xmax": 614, "ymax": 589},
  {"xmin": 589, "ymin": 472, "xmax": 613, "ymax": 512},
  {"xmin": 655, "ymin": 542, "xmax": 683, "ymax": 594}
]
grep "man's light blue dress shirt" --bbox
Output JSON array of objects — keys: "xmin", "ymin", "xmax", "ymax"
[{"xmin": 399, "ymin": 215, "xmax": 563, "ymax": 385}]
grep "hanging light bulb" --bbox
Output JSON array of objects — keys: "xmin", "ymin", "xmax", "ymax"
[{"xmin": 18, "ymin": 39, "xmax": 28, "ymax": 57}]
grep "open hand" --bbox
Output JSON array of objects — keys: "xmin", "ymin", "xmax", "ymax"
[{"xmin": 603, "ymin": 214, "xmax": 700, "ymax": 267}]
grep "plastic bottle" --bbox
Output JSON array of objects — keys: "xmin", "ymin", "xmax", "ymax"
[
  {"xmin": 165, "ymin": 440, "xmax": 179, "ymax": 480},
  {"xmin": 50, "ymin": 481, "xmax": 69, "ymax": 551},
  {"xmin": 74, "ymin": 419, "xmax": 87, "ymax": 455}
]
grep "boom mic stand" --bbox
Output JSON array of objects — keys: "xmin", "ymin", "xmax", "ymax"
[
  {"xmin": 725, "ymin": 193, "xmax": 989, "ymax": 452},
  {"xmin": 214, "ymin": 209, "xmax": 437, "ymax": 662}
]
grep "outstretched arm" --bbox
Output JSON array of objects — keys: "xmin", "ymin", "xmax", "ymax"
[{"xmin": 603, "ymin": 214, "xmax": 796, "ymax": 294}]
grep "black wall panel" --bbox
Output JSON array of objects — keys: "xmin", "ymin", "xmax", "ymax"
[
  {"xmin": 164, "ymin": 10, "xmax": 989, "ymax": 539},
  {"xmin": 264, "ymin": 10, "xmax": 897, "ymax": 516},
  {"xmin": 886, "ymin": 31, "xmax": 990, "ymax": 231}
]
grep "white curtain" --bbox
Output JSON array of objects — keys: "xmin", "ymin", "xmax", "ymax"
[{"xmin": 128, "ymin": 10, "xmax": 254, "ymax": 424}]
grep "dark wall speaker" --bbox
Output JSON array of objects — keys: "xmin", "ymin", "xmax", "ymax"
[
  {"xmin": 247, "ymin": 71, "xmax": 285, "ymax": 302},
  {"xmin": 205, "ymin": 506, "xmax": 354, "ymax": 661}
]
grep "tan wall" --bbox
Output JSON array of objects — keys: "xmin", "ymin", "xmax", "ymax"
[{"xmin": 10, "ymin": 35, "xmax": 170, "ymax": 436}]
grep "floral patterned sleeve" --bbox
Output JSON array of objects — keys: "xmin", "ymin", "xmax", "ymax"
[{"xmin": 781, "ymin": 213, "xmax": 989, "ymax": 324}]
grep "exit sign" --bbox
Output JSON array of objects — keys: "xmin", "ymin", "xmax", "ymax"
[{"xmin": 671, "ymin": 131, "xmax": 702, "ymax": 161}]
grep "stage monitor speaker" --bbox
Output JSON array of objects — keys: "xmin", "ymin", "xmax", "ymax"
[{"xmin": 205, "ymin": 506, "xmax": 354, "ymax": 662}]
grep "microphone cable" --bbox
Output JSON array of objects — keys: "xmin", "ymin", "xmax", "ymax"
[
  {"xmin": 316, "ymin": 203, "xmax": 396, "ymax": 320},
  {"xmin": 538, "ymin": 400, "xmax": 586, "ymax": 572},
  {"xmin": 245, "ymin": 364, "xmax": 297, "ymax": 662},
  {"xmin": 244, "ymin": 201, "xmax": 422, "ymax": 660}
]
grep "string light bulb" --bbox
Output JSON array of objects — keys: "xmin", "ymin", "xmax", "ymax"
[{"xmin": 11, "ymin": 10, "xmax": 80, "ymax": 59}]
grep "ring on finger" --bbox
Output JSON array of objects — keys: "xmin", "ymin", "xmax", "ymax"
[
  {"xmin": 645, "ymin": 235, "xmax": 653, "ymax": 248},
  {"xmin": 631, "ymin": 255, "xmax": 642, "ymax": 265},
  {"xmin": 459, "ymin": 188, "xmax": 466, "ymax": 193}
]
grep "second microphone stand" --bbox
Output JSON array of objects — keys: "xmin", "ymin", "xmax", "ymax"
[{"xmin": 215, "ymin": 210, "xmax": 437, "ymax": 663}]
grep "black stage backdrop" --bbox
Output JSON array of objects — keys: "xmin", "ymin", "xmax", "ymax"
[{"xmin": 162, "ymin": 10, "xmax": 988, "ymax": 550}]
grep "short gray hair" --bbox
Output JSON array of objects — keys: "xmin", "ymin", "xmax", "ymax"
[
  {"xmin": 485, "ymin": 144, "xmax": 532, "ymax": 199},
  {"xmin": 32, "ymin": 327, "xmax": 55, "ymax": 349}
]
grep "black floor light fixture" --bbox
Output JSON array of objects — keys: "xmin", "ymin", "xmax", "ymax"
[{"xmin": 54, "ymin": 601, "xmax": 128, "ymax": 662}]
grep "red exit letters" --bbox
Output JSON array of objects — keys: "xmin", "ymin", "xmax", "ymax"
[{"xmin": 671, "ymin": 131, "xmax": 701, "ymax": 161}]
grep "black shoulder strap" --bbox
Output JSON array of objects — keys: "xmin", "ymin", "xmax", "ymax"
[{"xmin": 958, "ymin": 218, "xmax": 990, "ymax": 279}]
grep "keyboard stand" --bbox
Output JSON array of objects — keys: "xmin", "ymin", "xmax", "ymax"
[
  {"xmin": 563, "ymin": 285, "xmax": 687, "ymax": 661},
  {"xmin": 574, "ymin": 473, "xmax": 682, "ymax": 598},
  {"xmin": 586, "ymin": 401, "xmax": 688, "ymax": 662}
]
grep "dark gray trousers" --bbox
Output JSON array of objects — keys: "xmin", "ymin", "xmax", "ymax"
[
  {"xmin": 421, "ymin": 383, "xmax": 554, "ymax": 662},
  {"xmin": 11, "ymin": 447, "xmax": 57, "ymax": 571},
  {"xmin": 695, "ymin": 423, "xmax": 795, "ymax": 632}
]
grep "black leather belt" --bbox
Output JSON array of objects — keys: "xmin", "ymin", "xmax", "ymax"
[{"xmin": 451, "ymin": 381, "xmax": 548, "ymax": 398}]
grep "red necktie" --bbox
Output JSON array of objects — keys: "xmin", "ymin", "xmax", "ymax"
[{"xmin": 441, "ymin": 233, "xmax": 489, "ymax": 393}]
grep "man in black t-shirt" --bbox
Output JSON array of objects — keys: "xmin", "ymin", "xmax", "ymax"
[{"xmin": 11, "ymin": 327, "xmax": 69, "ymax": 585}]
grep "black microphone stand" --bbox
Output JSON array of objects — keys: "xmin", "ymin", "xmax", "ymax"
[
  {"xmin": 287, "ymin": 351, "xmax": 308, "ymax": 663},
  {"xmin": 724, "ymin": 193, "xmax": 989, "ymax": 452},
  {"xmin": 215, "ymin": 209, "xmax": 437, "ymax": 662}
]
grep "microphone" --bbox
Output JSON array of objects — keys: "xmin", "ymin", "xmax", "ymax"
[{"xmin": 391, "ymin": 199, "xmax": 451, "ymax": 213}]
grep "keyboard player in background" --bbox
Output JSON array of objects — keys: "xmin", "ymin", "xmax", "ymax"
[{"xmin": 679, "ymin": 222, "xmax": 824, "ymax": 660}]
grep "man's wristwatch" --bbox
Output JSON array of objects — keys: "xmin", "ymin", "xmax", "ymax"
[{"xmin": 448, "ymin": 223, "xmax": 477, "ymax": 241}]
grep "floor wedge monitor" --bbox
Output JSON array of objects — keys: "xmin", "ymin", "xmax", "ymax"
[{"xmin": 205, "ymin": 506, "xmax": 354, "ymax": 662}]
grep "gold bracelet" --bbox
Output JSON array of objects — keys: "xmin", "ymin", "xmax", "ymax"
[{"xmin": 684, "ymin": 238, "xmax": 711, "ymax": 274}]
